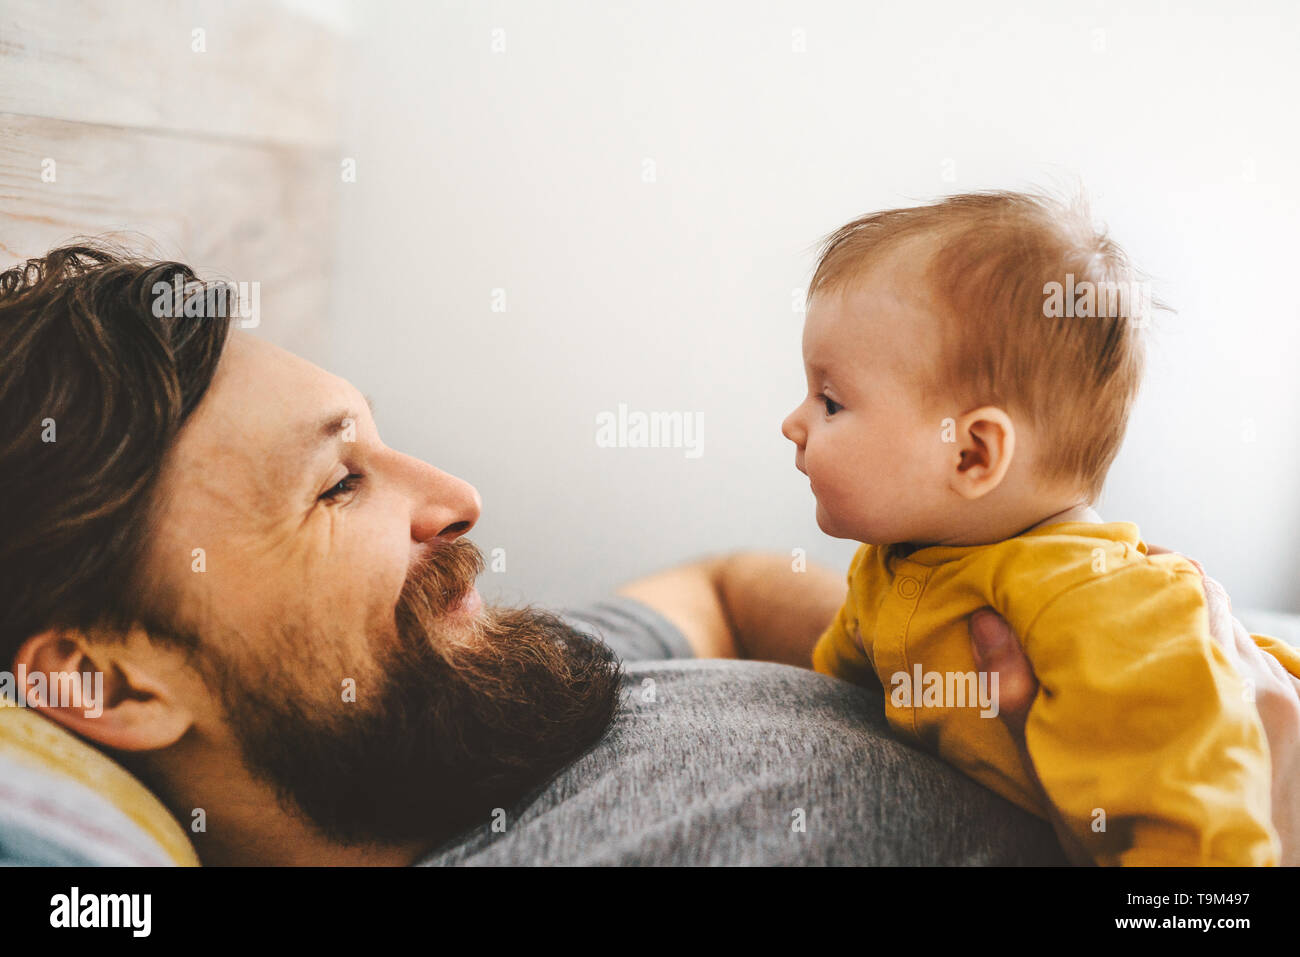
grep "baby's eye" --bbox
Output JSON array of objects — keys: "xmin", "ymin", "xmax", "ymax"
[{"xmin": 821, "ymin": 396, "xmax": 842, "ymax": 416}]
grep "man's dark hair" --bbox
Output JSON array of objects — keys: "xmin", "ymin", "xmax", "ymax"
[{"xmin": 0, "ymin": 242, "xmax": 231, "ymax": 665}]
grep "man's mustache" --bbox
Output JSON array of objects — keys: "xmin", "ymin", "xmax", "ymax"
[{"xmin": 400, "ymin": 538, "xmax": 485, "ymax": 620}]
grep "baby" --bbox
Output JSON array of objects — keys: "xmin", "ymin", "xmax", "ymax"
[{"xmin": 781, "ymin": 190, "xmax": 1300, "ymax": 866}]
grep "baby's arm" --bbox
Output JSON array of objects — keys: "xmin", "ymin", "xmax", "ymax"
[
  {"xmin": 810, "ymin": 545, "xmax": 881, "ymax": 687},
  {"xmin": 1017, "ymin": 558, "xmax": 1279, "ymax": 865},
  {"xmin": 812, "ymin": 595, "xmax": 879, "ymax": 686}
]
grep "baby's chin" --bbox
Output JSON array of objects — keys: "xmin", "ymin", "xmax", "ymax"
[
  {"xmin": 815, "ymin": 502, "xmax": 868, "ymax": 542},
  {"xmin": 815, "ymin": 501, "xmax": 908, "ymax": 545}
]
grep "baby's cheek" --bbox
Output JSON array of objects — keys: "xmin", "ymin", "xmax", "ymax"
[{"xmin": 810, "ymin": 463, "xmax": 853, "ymax": 521}]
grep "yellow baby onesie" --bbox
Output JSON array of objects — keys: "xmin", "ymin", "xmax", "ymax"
[{"xmin": 813, "ymin": 521, "xmax": 1300, "ymax": 866}]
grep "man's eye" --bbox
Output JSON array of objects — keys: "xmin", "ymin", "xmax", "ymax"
[
  {"xmin": 821, "ymin": 396, "xmax": 842, "ymax": 416},
  {"xmin": 320, "ymin": 474, "xmax": 364, "ymax": 502}
]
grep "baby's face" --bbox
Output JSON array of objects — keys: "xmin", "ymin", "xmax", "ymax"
[{"xmin": 782, "ymin": 253, "xmax": 950, "ymax": 544}]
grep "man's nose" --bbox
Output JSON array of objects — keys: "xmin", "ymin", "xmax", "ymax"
[{"xmin": 407, "ymin": 460, "xmax": 482, "ymax": 543}]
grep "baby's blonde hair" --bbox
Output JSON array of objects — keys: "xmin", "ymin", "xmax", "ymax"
[{"xmin": 809, "ymin": 190, "xmax": 1156, "ymax": 501}]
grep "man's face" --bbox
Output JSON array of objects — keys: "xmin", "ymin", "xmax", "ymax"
[
  {"xmin": 141, "ymin": 333, "xmax": 620, "ymax": 848},
  {"xmin": 153, "ymin": 333, "xmax": 482, "ymax": 699}
]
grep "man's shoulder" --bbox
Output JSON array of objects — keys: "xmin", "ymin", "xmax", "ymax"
[{"xmin": 558, "ymin": 595, "xmax": 696, "ymax": 664}]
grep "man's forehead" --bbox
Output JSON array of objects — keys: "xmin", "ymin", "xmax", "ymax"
[{"xmin": 177, "ymin": 334, "xmax": 369, "ymax": 464}]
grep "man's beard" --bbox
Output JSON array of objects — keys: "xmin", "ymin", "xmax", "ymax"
[{"xmin": 203, "ymin": 540, "xmax": 623, "ymax": 851}]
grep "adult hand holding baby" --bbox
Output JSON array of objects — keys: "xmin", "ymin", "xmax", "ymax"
[{"xmin": 969, "ymin": 546, "xmax": 1300, "ymax": 867}]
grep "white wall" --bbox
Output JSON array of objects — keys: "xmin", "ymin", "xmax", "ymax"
[{"xmin": 333, "ymin": 0, "xmax": 1300, "ymax": 613}]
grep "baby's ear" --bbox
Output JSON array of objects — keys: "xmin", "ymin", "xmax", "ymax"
[{"xmin": 949, "ymin": 406, "xmax": 1016, "ymax": 499}]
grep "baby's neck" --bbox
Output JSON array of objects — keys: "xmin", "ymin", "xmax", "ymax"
[
  {"xmin": 900, "ymin": 498, "xmax": 1102, "ymax": 551},
  {"xmin": 1023, "ymin": 502, "xmax": 1103, "ymax": 532}
]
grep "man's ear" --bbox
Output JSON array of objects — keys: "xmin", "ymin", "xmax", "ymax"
[
  {"xmin": 11, "ymin": 626, "xmax": 194, "ymax": 752},
  {"xmin": 949, "ymin": 405, "xmax": 1016, "ymax": 500}
]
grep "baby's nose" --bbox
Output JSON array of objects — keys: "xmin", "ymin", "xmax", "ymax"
[{"xmin": 781, "ymin": 411, "xmax": 805, "ymax": 446}]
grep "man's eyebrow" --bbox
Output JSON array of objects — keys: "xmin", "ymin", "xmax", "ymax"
[{"xmin": 307, "ymin": 395, "xmax": 375, "ymax": 447}]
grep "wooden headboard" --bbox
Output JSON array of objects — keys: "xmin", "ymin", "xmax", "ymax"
[{"xmin": 0, "ymin": 0, "xmax": 345, "ymax": 363}]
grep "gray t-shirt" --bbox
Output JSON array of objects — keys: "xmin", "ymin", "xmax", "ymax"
[{"xmin": 419, "ymin": 596, "xmax": 1067, "ymax": 865}]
